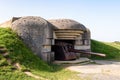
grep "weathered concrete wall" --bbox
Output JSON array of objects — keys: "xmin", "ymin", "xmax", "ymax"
[
  {"xmin": 48, "ymin": 19, "xmax": 86, "ymax": 30},
  {"xmin": 11, "ymin": 16, "xmax": 54, "ymax": 61}
]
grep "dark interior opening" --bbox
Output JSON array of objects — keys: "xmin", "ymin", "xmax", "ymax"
[
  {"xmin": 52, "ymin": 39, "xmax": 76, "ymax": 60},
  {"xmin": 55, "ymin": 39, "xmax": 75, "ymax": 45}
]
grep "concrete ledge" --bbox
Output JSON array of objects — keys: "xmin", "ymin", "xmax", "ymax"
[
  {"xmin": 74, "ymin": 45, "xmax": 90, "ymax": 50},
  {"xmin": 53, "ymin": 58, "xmax": 90, "ymax": 64}
]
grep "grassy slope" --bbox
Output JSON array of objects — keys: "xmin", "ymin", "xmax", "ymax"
[
  {"xmin": 0, "ymin": 28, "xmax": 80, "ymax": 80},
  {"xmin": 91, "ymin": 40, "xmax": 120, "ymax": 60}
]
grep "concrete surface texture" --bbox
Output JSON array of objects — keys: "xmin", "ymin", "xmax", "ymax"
[
  {"xmin": 53, "ymin": 58, "xmax": 90, "ymax": 64},
  {"xmin": 11, "ymin": 16, "xmax": 54, "ymax": 60}
]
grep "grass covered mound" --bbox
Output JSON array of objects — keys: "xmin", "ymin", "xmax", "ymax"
[
  {"xmin": 0, "ymin": 28, "xmax": 52, "ymax": 80},
  {"xmin": 0, "ymin": 28, "xmax": 80, "ymax": 80},
  {"xmin": 0, "ymin": 28, "xmax": 51, "ymax": 71},
  {"xmin": 91, "ymin": 40, "xmax": 120, "ymax": 60}
]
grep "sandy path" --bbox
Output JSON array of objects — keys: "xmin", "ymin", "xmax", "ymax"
[{"xmin": 66, "ymin": 60, "xmax": 120, "ymax": 80}]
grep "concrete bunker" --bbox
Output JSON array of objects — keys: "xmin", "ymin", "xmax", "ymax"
[
  {"xmin": 49, "ymin": 19, "xmax": 91, "ymax": 61},
  {"xmin": 0, "ymin": 16, "xmax": 91, "ymax": 62}
]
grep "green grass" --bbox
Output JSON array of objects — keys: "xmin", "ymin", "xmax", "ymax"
[
  {"xmin": 0, "ymin": 28, "xmax": 81, "ymax": 80},
  {"xmin": 91, "ymin": 40, "xmax": 120, "ymax": 60}
]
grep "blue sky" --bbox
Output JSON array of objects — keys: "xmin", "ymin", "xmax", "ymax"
[{"xmin": 0, "ymin": 0, "xmax": 120, "ymax": 42}]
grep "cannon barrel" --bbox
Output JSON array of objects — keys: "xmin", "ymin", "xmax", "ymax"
[{"xmin": 68, "ymin": 48, "xmax": 106, "ymax": 57}]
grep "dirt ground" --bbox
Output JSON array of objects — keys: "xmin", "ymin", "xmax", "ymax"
[{"xmin": 65, "ymin": 60, "xmax": 120, "ymax": 80}]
